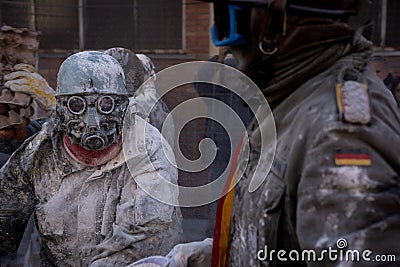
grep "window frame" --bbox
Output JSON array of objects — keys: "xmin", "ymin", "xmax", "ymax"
[
  {"xmin": 0, "ymin": 0, "xmax": 186, "ymax": 54},
  {"xmin": 371, "ymin": 0, "xmax": 400, "ymax": 56}
]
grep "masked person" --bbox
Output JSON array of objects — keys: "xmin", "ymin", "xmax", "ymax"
[
  {"xmin": 166, "ymin": 1, "xmax": 400, "ymax": 266},
  {"xmin": 105, "ymin": 48, "xmax": 175, "ymax": 148},
  {"xmin": 0, "ymin": 51, "xmax": 182, "ymax": 266}
]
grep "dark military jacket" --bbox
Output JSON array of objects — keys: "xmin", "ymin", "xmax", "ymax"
[{"xmin": 228, "ymin": 41, "xmax": 400, "ymax": 266}]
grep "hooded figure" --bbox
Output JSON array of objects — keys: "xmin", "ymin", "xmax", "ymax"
[
  {"xmin": 105, "ymin": 48, "xmax": 175, "ymax": 148},
  {"xmin": 0, "ymin": 51, "xmax": 182, "ymax": 266},
  {"xmin": 166, "ymin": 1, "xmax": 400, "ymax": 266}
]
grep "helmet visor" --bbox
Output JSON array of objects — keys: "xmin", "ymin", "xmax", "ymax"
[{"xmin": 211, "ymin": 3, "xmax": 251, "ymax": 46}]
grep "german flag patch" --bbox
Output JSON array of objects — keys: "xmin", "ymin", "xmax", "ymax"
[{"xmin": 334, "ymin": 149, "xmax": 371, "ymax": 166}]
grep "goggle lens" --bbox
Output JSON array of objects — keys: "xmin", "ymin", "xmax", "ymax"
[
  {"xmin": 67, "ymin": 96, "xmax": 86, "ymax": 115},
  {"xmin": 97, "ymin": 96, "xmax": 115, "ymax": 114},
  {"xmin": 66, "ymin": 95, "xmax": 117, "ymax": 115},
  {"xmin": 211, "ymin": 3, "xmax": 250, "ymax": 47}
]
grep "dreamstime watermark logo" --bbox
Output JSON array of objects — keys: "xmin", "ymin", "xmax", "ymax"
[
  {"xmin": 123, "ymin": 61, "xmax": 277, "ymax": 207},
  {"xmin": 257, "ymin": 238, "xmax": 397, "ymax": 263}
]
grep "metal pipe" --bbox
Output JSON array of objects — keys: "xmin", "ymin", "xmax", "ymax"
[
  {"xmin": 133, "ymin": 0, "xmax": 138, "ymax": 48},
  {"xmin": 0, "ymin": 0, "xmax": 2, "ymax": 24},
  {"xmin": 79, "ymin": 0, "xmax": 84, "ymax": 50},
  {"xmin": 29, "ymin": 0, "xmax": 36, "ymax": 30},
  {"xmin": 182, "ymin": 0, "xmax": 187, "ymax": 52},
  {"xmin": 380, "ymin": 0, "xmax": 387, "ymax": 48}
]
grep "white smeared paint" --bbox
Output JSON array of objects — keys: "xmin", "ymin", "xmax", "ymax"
[
  {"xmin": 315, "ymin": 233, "xmax": 330, "ymax": 248},
  {"xmin": 320, "ymin": 166, "xmax": 378, "ymax": 196}
]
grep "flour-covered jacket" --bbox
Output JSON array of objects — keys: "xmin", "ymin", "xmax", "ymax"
[
  {"xmin": 228, "ymin": 34, "xmax": 400, "ymax": 266},
  {"xmin": 0, "ymin": 115, "xmax": 182, "ymax": 266},
  {"xmin": 133, "ymin": 80, "xmax": 175, "ymax": 148}
]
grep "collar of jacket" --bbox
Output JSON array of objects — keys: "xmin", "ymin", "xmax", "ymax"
[
  {"xmin": 262, "ymin": 25, "xmax": 373, "ymax": 109},
  {"xmin": 261, "ymin": 40, "xmax": 348, "ymax": 108},
  {"xmin": 55, "ymin": 136, "xmax": 126, "ymax": 181},
  {"xmin": 47, "ymin": 114, "xmax": 164, "ymax": 182},
  {"xmin": 63, "ymin": 135, "xmax": 122, "ymax": 167},
  {"xmin": 47, "ymin": 123, "xmax": 130, "ymax": 181}
]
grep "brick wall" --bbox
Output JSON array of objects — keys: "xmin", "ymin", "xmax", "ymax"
[
  {"xmin": 185, "ymin": 0, "xmax": 211, "ymax": 60},
  {"xmin": 38, "ymin": 56, "xmax": 65, "ymax": 90}
]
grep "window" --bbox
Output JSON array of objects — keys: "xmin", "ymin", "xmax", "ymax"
[
  {"xmin": 385, "ymin": 0, "xmax": 400, "ymax": 48},
  {"xmin": 351, "ymin": 0, "xmax": 400, "ymax": 49},
  {"xmin": 0, "ymin": 0, "xmax": 183, "ymax": 51},
  {"xmin": 36, "ymin": 0, "xmax": 79, "ymax": 49}
]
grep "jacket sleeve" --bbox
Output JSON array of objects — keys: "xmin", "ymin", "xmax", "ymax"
[
  {"xmin": 90, "ymin": 122, "xmax": 181, "ymax": 267},
  {"xmin": 0, "ymin": 143, "xmax": 37, "ymax": 256},
  {"xmin": 297, "ymin": 121, "xmax": 400, "ymax": 266}
]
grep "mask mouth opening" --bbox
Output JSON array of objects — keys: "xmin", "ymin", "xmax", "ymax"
[
  {"xmin": 82, "ymin": 132, "xmax": 107, "ymax": 150},
  {"xmin": 211, "ymin": 3, "xmax": 251, "ymax": 47}
]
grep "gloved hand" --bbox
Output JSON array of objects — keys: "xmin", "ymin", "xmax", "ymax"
[
  {"xmin": 166, "ymin": 238, "xmax": 213, "ymax": 267},
  {"xmin": 4, "ymin": 63, "xmax": 56, "ymax": 111}
]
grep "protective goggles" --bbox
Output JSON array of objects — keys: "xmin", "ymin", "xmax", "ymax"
[
  {"xmin": 66, "ymin": 95, "xmax": 125, "ymax": 115},
  {"xmin": 211, "ymin": 3, "xmax": 251, "ymax": 47}
]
